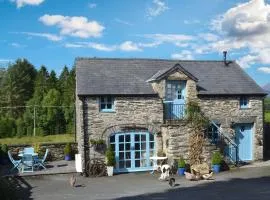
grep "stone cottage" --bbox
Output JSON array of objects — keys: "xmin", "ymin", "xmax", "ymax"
[{"xmin": 75, "ymin": 58, "xmax": 267, "ymax": 174}]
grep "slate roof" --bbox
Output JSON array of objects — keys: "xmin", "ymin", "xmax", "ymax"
[{"xmin": 76, "ymin": 58, "xmax": 267, "ymax": 96}]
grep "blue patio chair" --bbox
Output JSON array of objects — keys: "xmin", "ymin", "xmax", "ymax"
[
  {"xmin": 23, "ymin": 147, "xmax": 34, "ymax": 154},
  {"xmin": 34, "ymin": 149, "xmax": 49, "ymax": 169},
  {"xmin": 21, "ymin": 154, "xmax": 34, "ymax": 173},
  {"xmin": 8, "ymin": 150, "xmax": 22, "ymax": 172}
]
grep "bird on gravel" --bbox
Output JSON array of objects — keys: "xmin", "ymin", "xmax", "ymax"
[
  {"xmin": 169, "ymin": 178, "xmax": 175, "ymax": 187},
  {"xmin": 69, "ymin": 174, "xmax": 76, "ymax": 187}
]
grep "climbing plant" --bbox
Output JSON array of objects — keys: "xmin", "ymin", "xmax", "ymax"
[{"xmin": 186, "ymin": 101, "xmax": 209, "ymax": 166}]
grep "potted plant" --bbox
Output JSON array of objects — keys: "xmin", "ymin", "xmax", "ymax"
[
  {"xmin": 105, "ymin": 146, "xmax": 115, "ymax": 176},
  {"xmin": 64, "ymin": 143, "xmax": 72, "ymax": 161},
  {"xmin": 177, "ymin": 157, "xmax": 186, "ymax": 176},
  {"xmin": 212, "ymin": 151, "xmax": 222, "ymax": 173},
  {"xmin": 90, "ymin": 139, "xmax": 105, "ymax": 151}
]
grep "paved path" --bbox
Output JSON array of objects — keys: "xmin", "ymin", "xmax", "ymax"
[{"xmin": 16, "ymin": 166, "xmax": 270, "ymax": 200}]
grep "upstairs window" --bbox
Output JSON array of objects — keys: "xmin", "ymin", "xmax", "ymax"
[
  {"xmin": 100, "ymin": 96, "xmax": 115, "ymax": 112},
  {"xmin": 240, "ymin": 97, "xmax": 249, "ymax": 109}
]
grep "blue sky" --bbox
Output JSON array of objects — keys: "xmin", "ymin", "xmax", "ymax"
[{"xmin": 0, "ymin": 0, "xmax": 269, "ymax": 86}]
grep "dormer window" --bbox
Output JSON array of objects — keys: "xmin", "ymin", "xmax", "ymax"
[
  {"xmin": 240, "ymin": 96, "xmax": 249, "ymax": 109},
  {"xmin": 100, "ymin": 96, "xmax": 115, "ymax": 112}
]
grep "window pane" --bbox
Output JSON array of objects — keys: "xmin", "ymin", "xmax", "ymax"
[
  {"xmin": 141, "ymin": 151, "xmax": 146, "ymax": 159},
  {"xmin": 135, "ymin": 151, "xmax": 140, "ymax": 159},
  {"xmin": 135, "ymin": 134, "xmax": 140, "ymax": 142},
  {"xmin": 150, "ymin": 134, "xmax": 154, "ymax": 141},
  {"xmin": 119, "ymin": 152, "xmax": 124, "ymax": 160},
  {"xmin": 107, "ymin": 103, "xmax": 112, "ymax": 109},
  {"xmin": 119, "ymin": 144, "xmax": 124, "ymax": 151},
  {"xmin": 119, "ymin": 161, "xmax": 124, "ymax": 168},
  {"xmin": 150, "ymin": 142, "xmax": 154, "ymax": 149},
  {"xmin": 101, "ymin": 97, "xmax": 105, "ymax": 103},
  {"xmin": 141, "ymin": 143, "xmax": 146, "ymax": 150},
  {"xmin": 100, "ymin": 104, "xmax": 105, "ymax": 109},
  {"xmin": 107, "ymin": 96, "xmax": 112, "ymax": 102},
  {"xmin": 125, "ymin": 135, "xmax": 130, "ymax": 142},
  {"xmin": 125, "ymin": 143, "xmax": 130, "ymax": 150},
  {"xmin": 135, "ymin": 160, "xmax": 140, "ymax": 168},
  {"xmin": 119, "ymin": 135, "xmax": 124, "ymax": 143},
  {"xmin": 135, "ymin": 143, "xmax": 140, "ymax": 150},
  {"xmin": 125, "ymin": 152, "xmax": 131, "ymax": 159},
  {"xmin": 126, "ymin": 160, "xmax": 131, "ymax": 168},
  {"xmin": 141, "ymin": 135, "xmax": 146, "ymax": 142},
  {"xmin": 141, "ymin": 160, "xmax": 147, "ymax": 167},
  {"xmin": 110, "ymin": 135, "xmax": 115, "ymax": 143}
]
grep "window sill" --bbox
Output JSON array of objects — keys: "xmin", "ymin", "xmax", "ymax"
[
  {"xmin": 100, "ymin": 110, "xmax": 116, "ymax": 113},
  {"xmin": 240, "ymin": 107, "xmax": 250, "ymax": 110}
]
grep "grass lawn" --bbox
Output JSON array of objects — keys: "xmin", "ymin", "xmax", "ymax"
[
  {"xmin": 0, "ymin": 134, "xmax": 75, "ymax": 145},
  {"xmin": 266, "ymin": 112, "xmax": 270, "ymax": 123}
]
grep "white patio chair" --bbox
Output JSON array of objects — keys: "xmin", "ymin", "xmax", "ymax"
[
  {"xmin": 34, "ymin": 149, "xmax": 49, "ymax": 169},
  {"xmin": 23, "ymin": 147, "xmax": 34, "ymax": 154},
  {"xmin": 7, "ymin": 150, "xmax": 22, "ymax": 172},
  {"xmin": 21, "ymin": 154, "xmax": 34, "ymax": 173}
]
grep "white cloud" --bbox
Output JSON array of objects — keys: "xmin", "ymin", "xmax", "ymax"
[
  {"xmin": 184, "ymin": 19, "xmax": 200, "ymax": 24},
  {"xmin": 147, "ymin": 0, "xmax": 169, "ymax": 19},
  {"xmin": 20, "ymin": 32, "xmax": 62, "ymax": 41},
  {"xmin": 258, "ymin": 67, "xmax": 270, "ymax": 73},
  {"xmin": 65, "ymin": 42, "xmax": 116, "ymax": 51},
  {"xmin": 171, "ymin": 50, "xmax": 194, "ymax": 60},
  {"xmin": 65, "ymin": 41, "xmax": 143, "ymax": 52},
  {"xmin": 88, "ymin": 3, "xmax": 96, "ymax": 9},
  {"xmin": 142, "ymin": 34, "xmax": 194, "ymax": 47},
  {"xmin": 198, "ymin": 33, "xmax": 219, "ymax": 42},
  {"xmin": 39, "ymin": 14, "xmax": 105, "ymax": 38},
  {"xmin": 0, "ymin": 59, "xmax": 13, "ymax": 63},
  {"xmin": 114, "ymin": 18, "xmax": 133, "ymax": 26},
  {"xmin": 236, "ymin": 54, "xmax": 258, "ymax": 68},
  {"xmin": 9, "ymin": 42, "xmax": 26, "ymax": 48},
  {"xmin": 119, "ymin": 41, "xmax": 142, "ymax": 51},
  {"xmin": 11, "ymin": 0, "xmax": 44, "ymax": 8}
]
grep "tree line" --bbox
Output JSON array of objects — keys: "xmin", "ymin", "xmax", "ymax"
[{"xmin": 0, "ymin": 59, "xmax": 75, "ymax": 138}]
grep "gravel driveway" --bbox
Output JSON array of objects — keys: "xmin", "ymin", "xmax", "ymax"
[{"xmin": 10, "ymin": 166, "xmax": 270, "ymax": 200}]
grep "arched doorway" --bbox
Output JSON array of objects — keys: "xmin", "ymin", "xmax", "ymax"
[{"xmin": 109, "ymin": 131, "xmax": 155, "ymax": 173}]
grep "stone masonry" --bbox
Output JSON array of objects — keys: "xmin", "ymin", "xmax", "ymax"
[{"xmin": 76, "ymin": 68, "xmax": 265, "ymax": 173}]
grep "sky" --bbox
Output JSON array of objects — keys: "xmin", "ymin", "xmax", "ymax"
[{"xmin": 0, "ymin": 0, "xmax": 270, "ymax": 86}]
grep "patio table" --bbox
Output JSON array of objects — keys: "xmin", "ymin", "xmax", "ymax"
[{"xmin": 149, "ymin": 156, "xmax": 167, "ymax": 174}]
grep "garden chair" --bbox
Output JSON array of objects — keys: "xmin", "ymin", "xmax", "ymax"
[
  {"xmin": 21, "ymin": 154, "xmax": 34, "ymax": 173},
  {"xmin": 7, "ymin": 150, "xmax": 22, "ymax": 172},
  {"xmin": 34, "ymin": 149, "xmax": 49, "ymax": 169},
  {"xmin": 23, "ymin": 147, "xmax": 34, "ymax": 154}
]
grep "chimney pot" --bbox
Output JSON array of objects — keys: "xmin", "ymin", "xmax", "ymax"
[{"xmin": 223, "ymin": 51, "xmax": 228, "ymax": 65}]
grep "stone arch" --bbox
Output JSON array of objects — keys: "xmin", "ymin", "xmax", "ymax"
[{"xmin": 101, "ymin": 123, "xmax": 161, "ymax": 143}]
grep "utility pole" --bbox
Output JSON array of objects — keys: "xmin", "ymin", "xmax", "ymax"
[{"xmin": 33, "ymin": 105, "xmax": 36, "ymax": 136}]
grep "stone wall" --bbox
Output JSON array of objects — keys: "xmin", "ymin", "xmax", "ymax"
[
  {"xmin": 199, "ymin": 96, "xmax": 264, "ymax": 160},
  {"xmin": 77, "ymin": 96, "xmax": 164, "ymax": 162},
  {"xmin": 7, "ymin": 142, "xmax": 78, "ymax": 161}
]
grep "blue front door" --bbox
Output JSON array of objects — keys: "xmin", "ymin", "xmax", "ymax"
[
  {"xmin": 165, "ymin": 80, "xmax": 186, "ymax": 119},
  {"xmin": 110, "ymin": 132, "xmax": 155, "ymax": 173},
  {"xmin": 235, "ymin": 124, "xmax": 253, "ymax": 161}
]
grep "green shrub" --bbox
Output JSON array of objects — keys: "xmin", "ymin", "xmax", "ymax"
[
  {"xmin": 105, "ymin": 146, "xmax": 115, "ymax": 166},
  {"xmin": 212, "ymin": 151, "xmax": 222, "ymax": 165},
  {"xmin": 178, "ymin": 157, "xmax": 186, "ymax": 168},
  {"xmin": 64, "ymin": 143, "xmax": 72, "ymax": 156},
  {"xmin": 1, "ymin": 144, "xmax": 8, "ymax": 156},
  {"xmin": 89, "ymin": 139, "xmax": 105, "ymax": 145}
]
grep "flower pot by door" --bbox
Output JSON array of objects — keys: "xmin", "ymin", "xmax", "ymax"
[
  {"xmin": 107, "ymin": 166, "xmax": 114, "ymax": 176},
  {"xmin": 65, "ymin": 155, "xmax": 71, "ymax": 161},
  {"xmin": 178, "ymin": 168, "xmax": 185, "ymax": 176},
  {"xmin": 212, "ymin": 164, "xmax": 220, "ymax": 173}
]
